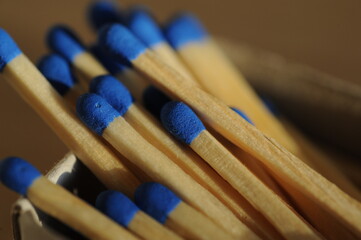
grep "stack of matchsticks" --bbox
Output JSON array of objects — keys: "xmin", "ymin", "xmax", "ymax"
[{"xmin": 0, "ymin": 1, "xmax": 360, "ymax": 240}]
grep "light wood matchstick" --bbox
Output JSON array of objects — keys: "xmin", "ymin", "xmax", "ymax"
[
  {"xmin": 135, "ymin": 182, "xmax": 236, "ymax": 240},
  {"xmin": 47, "ymin": 25, "xmax": 108, "ymax": 83},
  {"xmin": 0, "ymin": 157, "xmax": 139, "ymax": 240},
  {"xmin": 38, "ymin": 54, "xmax": 86, "ymax": 108},
  {"xmin": 126, "ymin": 7, "xmax": 196, "ymax": 85},
  {"xmin": 96, "ymin": 190, "xmax": 183, "ymax": 240}
]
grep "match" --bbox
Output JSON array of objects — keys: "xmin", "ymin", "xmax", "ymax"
[
  {"xmin": 96, "ymin": 190, "xmax": 182, "ymax": 240},
  {"xmin": 135, "ymin": 182, "xmax": 237, "ymax": 240},
  {"xmin": 0, "ymin": 157, "xmax": 139, "ymax": 240}
]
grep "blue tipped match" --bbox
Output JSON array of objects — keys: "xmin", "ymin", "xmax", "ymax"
[
  {"xmin": 0, "ymin": 157, "xmax": 41, "ymax": 195},
  {"xmin": 161, "ymin": 101, "xmax": 205, "ymax": 145},
  {"xmin": 164, "ymin": 13, "xmax": 208, "ymax": 50},
  {"xmin": 98, "ymin": 24, "xmax": 146, "ymax": 66},
  {"xmin": 231, "ymin": 107, "xmax": 254, "ymax": 125},
  {"xmin": 127, "ymin": 7, "xmax": 164, "ymax": 48},
  {"xmin": 37, "ymin": 54, "xmax": 76, "ymax": 96},
  {"xmin": 0, "ymin": 29, "xmax": 22, "ymax": 72},
  {"xmin": 76, "ymin": 93, "xmax": 120, "ymax": 135},
  {"xmin": 134, "ymin": 182, "xmax": 181, "ymax": 224},
  {"xmin": 88, "ymin": 1, "xmax": 123, "ymax": 31},
  {"xmin": 142, "ymin": 86, "xmax": 171, "ymax": 119},
  {"xmin": 47, "ymin": 25, "xmax": 85, "ymax": 62},
  {"xmin": 90, "ymin": 44, "xmax": 126, "ymax": 75},
  {"xmin": 90, "ymin": 75, "xmax": 134, "ymax": 116},
  {"xmin": 96, "ymin": 190, "xmax": 139, "ymax": 227}
]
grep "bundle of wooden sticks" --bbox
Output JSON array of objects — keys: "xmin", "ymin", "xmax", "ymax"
[{"xmin": 0, "ymin": 1, "xmax": 360, "ymax": 239}]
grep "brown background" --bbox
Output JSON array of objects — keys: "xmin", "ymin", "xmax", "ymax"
[{"xmin": 0, "ymin": 0, "xmax": 360, "ymax": 239}]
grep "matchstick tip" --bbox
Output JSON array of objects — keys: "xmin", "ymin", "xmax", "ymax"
[
  {"xmin": 0, "ymin": 157, "xmax": 41, "ymax": 195},
  {"xmin": 88, "ymin": 1, "xmax": 122, "ymax": 31},
  {"xmin": 0, "ymin": 28, "xmax": 22, "ymax": 72},
  {"xmin": 161, "ymin": 101, "xmax": 205, "ymax": 145},
  {"xmin": 164, "ymin": 13, "xmax": 208, "ymax": 50},
  {"xmin": 134, "ymin": 182, "xmax": 181, "ymax": 224},
  {"xmin": 47, "ymin": 25, "xmax": 85, "ymax": 62},
  {"xmin": 127, "ymin": 7, "xmax": 164, "ymax": 48},
  {"xmin": 98, "ymin": 23, "xmax": 146, "ymax": 64},
  {"xmin": 96, "ymin": 190, "xmax": 139, "ymax": 227},
  {"xmin": 142, "ymin": 86, "xmax": 171, "ymax": 119},
  {"xmin": 90, "ymin": 75, "xmax": 134, "ymax": 116},
  {"xmin": 38, "ymin": 54, "xmax": 76, "ymax": 96},
  {"xmin": 76, "ymin": 93, "xmax": 120, "ymax": 135}
]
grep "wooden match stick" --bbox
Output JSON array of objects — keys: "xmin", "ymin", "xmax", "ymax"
[
  {"xmin": 135, "ymin": 182, "xmax": 236, "ymax": 240},
  {"xmin": 0, "ymin": 28, "xmax": 139, "ymax": 196},
  {"xmin": 161, "ymin": 101, "xmax": 321, "ymax": 239},
  {"xmin": 218, "ymin": 108, "xmax": 287, "ymax": 200},
  {"xmin": 164, "ymin": 13, "xmax": 300, "ymax": 155},
  {"xmin": 0, "ymin": 157, "xmax": 139, "ymax": 240},
  {"xmin": 98, "ymin": 24, "xmax": 361, "ymax": 237},
  {"xmin": 90, "ymin": 75, "xmax": 279, "ymax": 239},
  {"xmin": 76, "ymin": 93, "xmax": 259, "ymax": 239},
  {"xmin": 96, "ymin": 190, "xmax": 183, "ymax": 240},
  {"xmin": 38, "ymin": 54, "xmax": 86, "ymax": 107},
  {"xmin": 47, "ymin": 25, "xmax": 108, "ymax": 83},
  {"xmin": 126, "ymin": 7, "xmax": 196, "ymax": 85}
]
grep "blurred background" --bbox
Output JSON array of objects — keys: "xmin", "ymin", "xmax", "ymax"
[{"xmin": 0, "ymin": 0, "xmax": 360, "ymax": 239}]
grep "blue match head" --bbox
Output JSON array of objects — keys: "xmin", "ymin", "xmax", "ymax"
[
  {"xmin": 96, "ymin": 190, "xmax": 139, "ymax": 227},
  {"xmin": 0, "ymin": 28, "xmax": 22, "ymax": 72},
  {"xmin": 76, "ymin": 93, "xmax": 120, "ymax": 135},
  {"xmin": 134, "ymin": 182, "xmax": 181, "ymax": 224},
  {"xmin": 127, "ymin": 7, "xmax": 164, "ymax": 48},
  {"xmin": 88, "ymin": 1, "xmax": 123, "ymax": 31},
  {"xmin": 161, "ymin": 101, "xmax": 205, "ymax": 145},
  {"xmin": 142, "ymin": 86, "xmax": 171, "ymax": 119},
  {"xmin": 0, "ymin": 157, "xmax": 41, "ymax": 195},
  {"xmin": 90, "ymin": 75, "xmax": 134, "ymax": 116},
  {"xmin": 37, "ymin": 54, "xmax": 76, "ymax": 96},
  {"xmin": 90, "ymin": 44, "xmax": 126, "ymax": 75},
  {"xmin": 47, "ymin": 25, "xmax": 85, "ymax": 62},
  {"xmin": 164, "ymin": 13, "xmax": 208, "ymax": 50},
  {"xmin": 98, "ymin": 24, "xmax": 146, "ymax": 66},
  {"xmin": 231, "ymin": 107, "xmax": 254, "ymax": 126}
]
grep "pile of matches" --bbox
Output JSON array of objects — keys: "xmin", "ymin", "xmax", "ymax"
[{"xmin": 0, "ymin": 1, "xmax": 360, "ymax": 240}]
